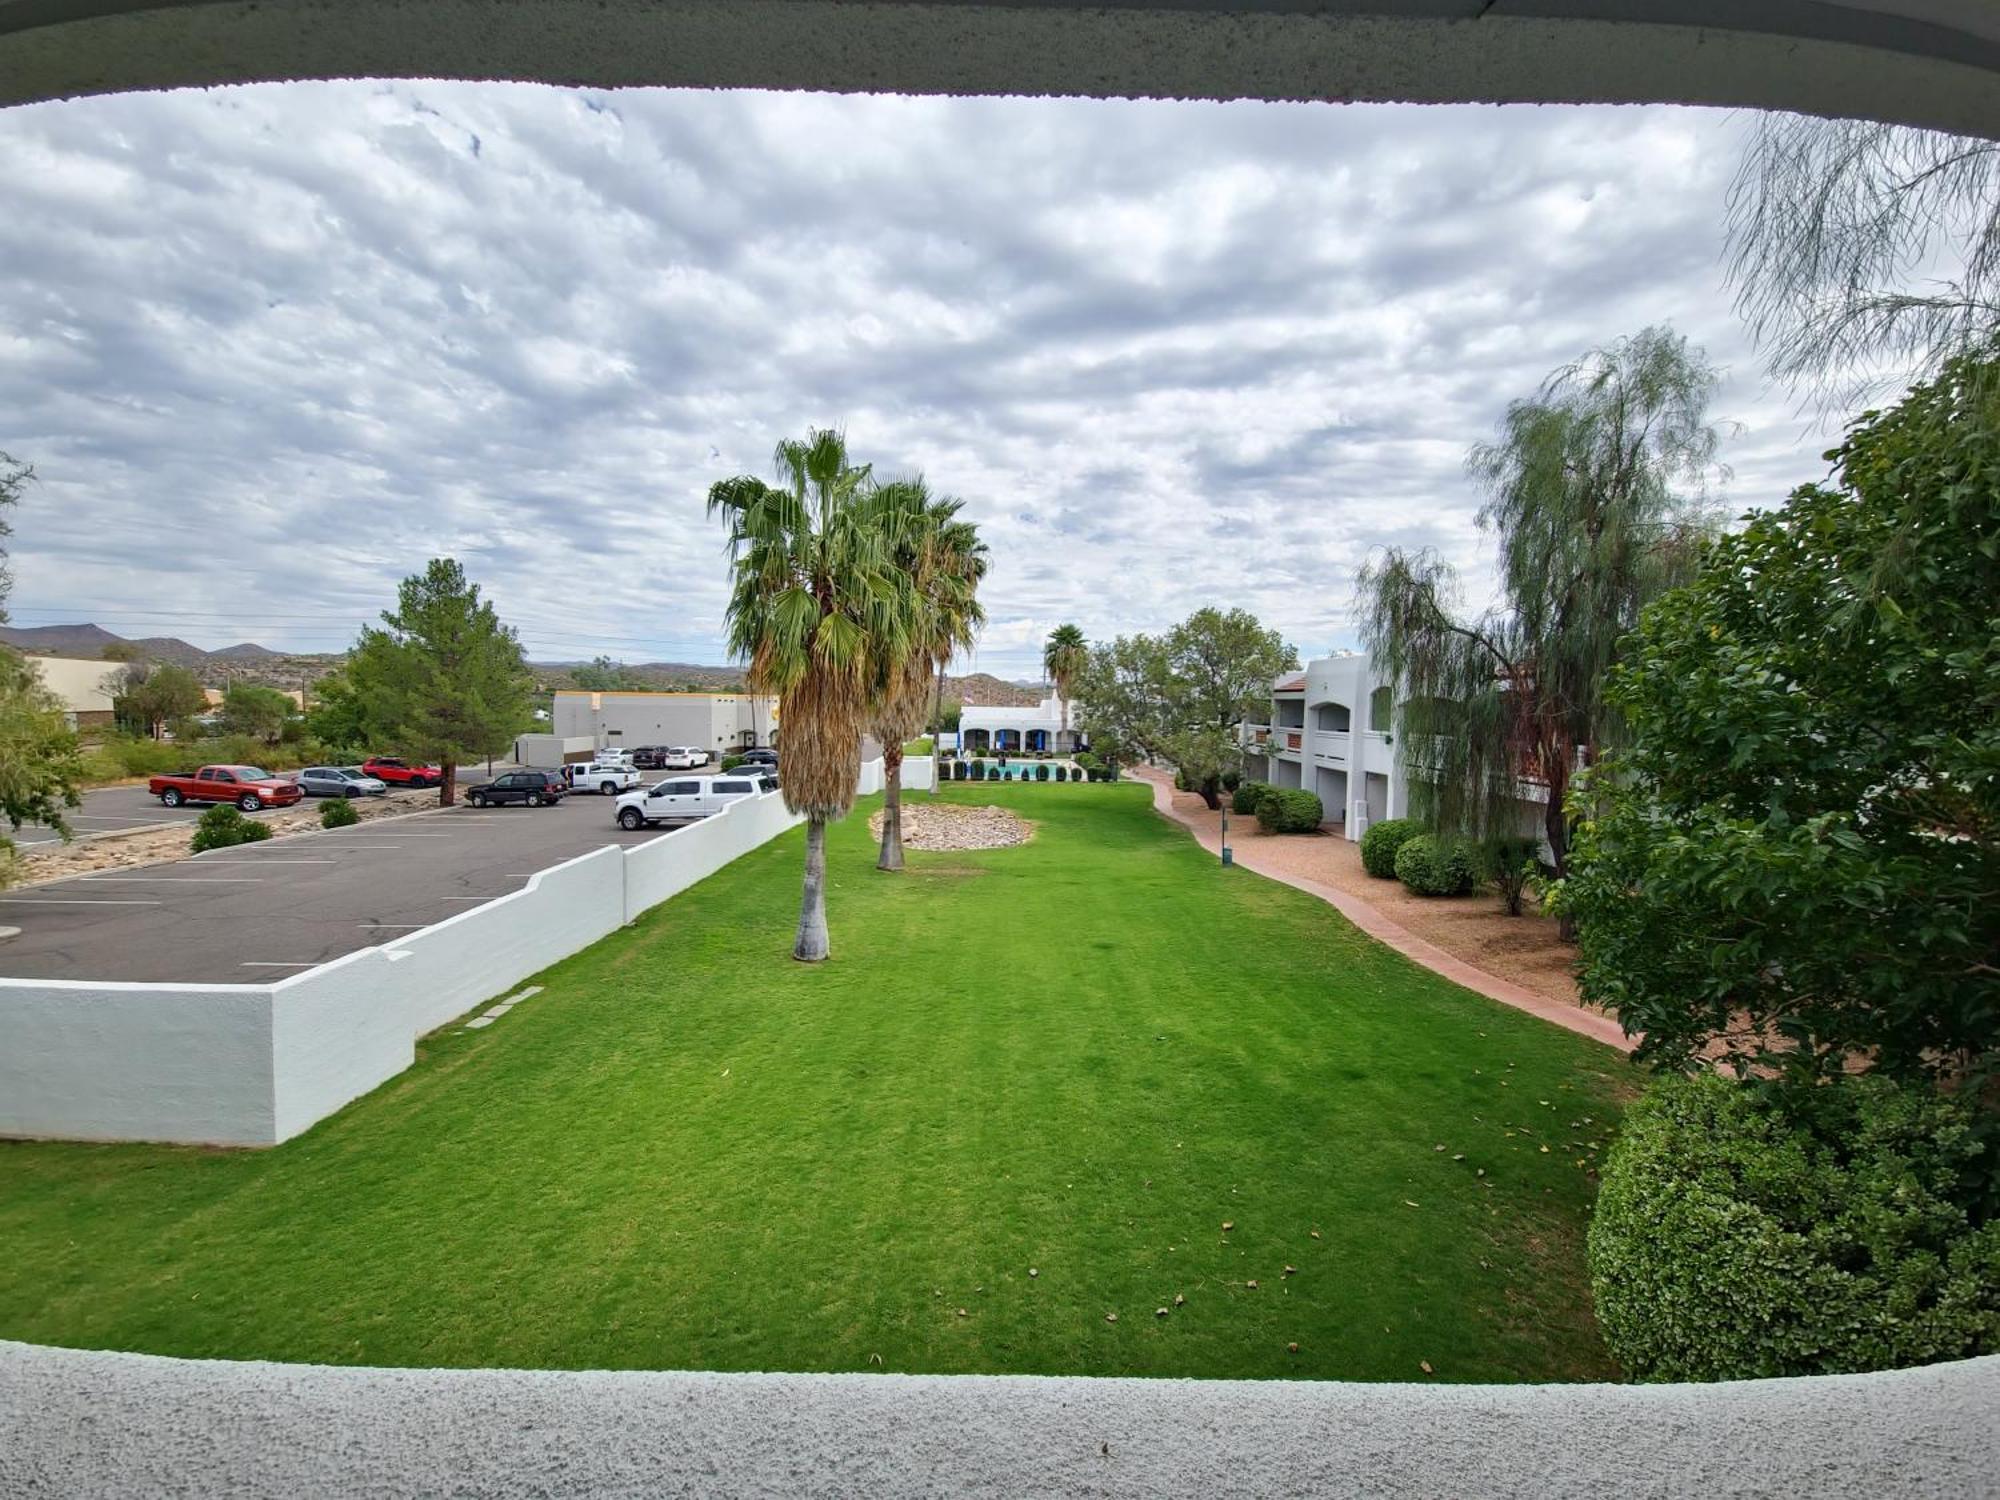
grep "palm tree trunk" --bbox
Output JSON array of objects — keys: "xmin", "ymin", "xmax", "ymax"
[
  {"xmin": 440, "ymin": 761, "xmax": 457, "ymax": 808},
  {"xmin": 878, "ymin": 744, "xmax": 906, "ymax": 871},
  {"xmin": 795, "ymin": 815, "xmax": 831, "ymax": 961},
  {"xmin": 932, "ymin": 663, "xmax": 945, "ymax": 799}
]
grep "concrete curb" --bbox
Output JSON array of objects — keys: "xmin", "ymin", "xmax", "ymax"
[
  {"xmin": 1135, "ymin": 769, "xmax": 1633, "ymax": 1053},
  {"xmin": 1, "ymin": 1340, "xmax": 1992, "ymax": 1498}
]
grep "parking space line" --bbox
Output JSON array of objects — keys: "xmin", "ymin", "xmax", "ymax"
[
  {"xmin": 80, "ymin": 876, "xmax": 265, "ymax": 884},
  {"xmin": 241, "ymin": 961, "xmax": 318, "ymax": 968},
  {"xmin": 197, "ymin": 859, "xmax": 337, "ymax": 865},
  {"xmin": 0, "ymin": 897, "xmax": 163, "ymax": 906},
  {"xmin": 357, "ymin": 923, "xmax": 427, "ymax": 929}
]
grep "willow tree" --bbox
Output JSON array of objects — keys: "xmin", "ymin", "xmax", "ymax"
[
  {"xmin": 710, "ymin": 430, "xmax": 913, "ymax": 960},
  {"xmin": 1727, "ymin": 116, "xmax": 2000, "ymax": 403},
  {"xmin": 868, "ymin": 479, "xmax": 986, "ymax": 870},
  {"xmin": 1042, "ymin": 623, "xmax": 1087, "ymax": 740},
  {"xmin": 1357, "ymin": 327, "xmax": 1723, "ymax": 886}
]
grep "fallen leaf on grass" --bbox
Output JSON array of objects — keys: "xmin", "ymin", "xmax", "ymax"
[
  {"xmin": 1105, "ymin": 1312, "xmax": 1118, "ymax": 1323},
  {"xmin": 1420, "ymin": 1360, "xmax": 1434, "ymax": 1375}
]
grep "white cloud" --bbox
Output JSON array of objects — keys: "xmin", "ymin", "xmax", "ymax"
[{"xmin": 0, "ymin": 84, "xmax": 1845, "ymax": 674}]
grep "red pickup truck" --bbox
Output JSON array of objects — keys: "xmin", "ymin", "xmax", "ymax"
[
  {"xmin": 361, "ymin": 756, "xmax": 443, "ymax": 788},
  {"xmin": 149, "ymin": 765, "xmax": 305, "ymax": 812}
]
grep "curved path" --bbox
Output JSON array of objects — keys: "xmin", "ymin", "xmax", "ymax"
[{"xmin": 1134, "ymin": 770, "xmax": 1632, "ymax": 1053}]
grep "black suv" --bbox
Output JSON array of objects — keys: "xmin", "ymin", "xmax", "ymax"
[
  {"xmin": 738, "ymin": 748, "xmax": 778, "ymax": 768},
  {"xmin": 465, "ymin": 769, "xmax": 568, "ymax": 808},
  {"xmin": 629, "ymin": 745, "xmax": 669, "ymax": 769}
]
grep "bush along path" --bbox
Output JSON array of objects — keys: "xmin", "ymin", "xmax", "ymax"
[{"xmin": 1135, "ymin": 768, "xmax": 1631, "ymax": 1052}]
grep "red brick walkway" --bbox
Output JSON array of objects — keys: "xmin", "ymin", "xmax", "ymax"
[{"xmin": 1134, "ymin": 768, "xmax": 1634, "ymax": 1054}]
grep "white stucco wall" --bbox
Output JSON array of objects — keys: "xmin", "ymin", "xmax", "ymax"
[{"xmin": 0, "ymin": 979, "xmax": 276, "ymax": 1146}]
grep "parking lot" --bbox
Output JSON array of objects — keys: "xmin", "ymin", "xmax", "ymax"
[
  {"xmin": 0, "ymin": 788, "xmax": 684, "ymax": 984},
  {"xmin": 9, "ymin": 760, "xmax": 532, "ymax": 849}
]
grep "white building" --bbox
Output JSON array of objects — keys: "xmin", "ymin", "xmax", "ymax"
[
  {"xmin": 958, "ymin": 694, "xmax": 1087, "ymax": 756},
  {"xmin": 551, "ymin": 690, "xmax": 778, "ymax": 758},
  {"xmin": 1240, "ymin": 652, "xmax": 1406, "ymax": 840}
]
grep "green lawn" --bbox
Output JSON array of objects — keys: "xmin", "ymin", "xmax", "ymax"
[{"xmin": 0, "ymin": 783, "xmax": 1634, "ymax": 1381}]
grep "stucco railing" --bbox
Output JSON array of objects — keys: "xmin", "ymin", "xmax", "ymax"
[{"xmin": 0, "ymin": 1341, "xmax": 1991, "ymax": 1498}]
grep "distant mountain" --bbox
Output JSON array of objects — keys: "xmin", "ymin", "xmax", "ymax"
[
  {"xmin": 0, "ymin": 623, "xmax": 341, "ymax": 692},
  {"xmin": 950, "ymin": 672, "xmax": 1042, "ymax": 707},
  {"xmin": 0, "ymin": 622, "xmax": 124, "ymax": 655}
]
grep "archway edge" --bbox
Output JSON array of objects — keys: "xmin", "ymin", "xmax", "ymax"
[{"xmin": 1, "ymin": 1, "xmax": 1998, "ymax": 135}]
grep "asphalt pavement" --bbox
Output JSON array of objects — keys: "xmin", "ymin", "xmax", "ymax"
[{"xmin": 0, "ymin": 786, "xmax": 684, "ymax": 983}]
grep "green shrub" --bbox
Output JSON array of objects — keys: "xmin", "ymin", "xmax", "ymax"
[
  {"xmin": 1074, "ymin": 751, "xmax": 1102, "ymax": 772},
  {"xmin": 1393, "ymin": 834, "xmax": 1476, "ymax": 896},
  {"xmin": 1590, "ymin": 1073, "xmax": 2000, "ymax": 1381},
  {"xmin": 319, "ymin": 796, "xmax": 360, "ymax": 829},
  {"xmin": 1232, "ymin": 780, "xmax": 1269, "ymax": 817},
  {"xmin": 1255, "ymin": 788, "xmax": 1324, "ymax": 834},
  {"xmin": 190, "ymin": 804, "xmax": 275, "ymax": 854},
  {"xmin": 720, "ymin": 754, "xmax": 745, "ymax": 772},
  {"xmin": 1482, "ymin": 835, "xmax": 1544, "ymax": 916},
  {"xmin": 1358, "ymin": 816, "xmax": 1420, "ymax": 879},
  {"xmin": 953, "ymin": 761, "xmax": 968, "ymax": 781},
  {"xmin": 1221, "ymin": 769, "xmax": 1242, "ymax": 792},
  {"xmin": 1035, "ymin": 763, "xmax": 1050, "ymax": 782}
]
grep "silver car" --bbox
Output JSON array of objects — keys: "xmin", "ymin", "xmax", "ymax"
[{"xmin": 296, "ymin": 766, "xmax": 388, "ymax": 798}]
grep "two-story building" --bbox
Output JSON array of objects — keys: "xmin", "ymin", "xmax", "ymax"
[{"xmin": 1240, "ymin": 652, "xmax": 1406, "ymax": 840}]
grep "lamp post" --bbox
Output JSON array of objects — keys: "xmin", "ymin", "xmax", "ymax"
[{"xmin": 1220, "ymin": 802, "xmax": 1233, "ymax": 866}]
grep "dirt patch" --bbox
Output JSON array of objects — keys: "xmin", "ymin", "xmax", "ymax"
[
  {"xmin": 12, "ymin": 788, "xmax": 448, "ymax": 886},
  {"xmin": 869, "ymin": 802, "xmax": 1031, "ymax": 852},
  {"xmin": 1167, "ymin": 782, "xmax": 1580, "ymax": 1008}
]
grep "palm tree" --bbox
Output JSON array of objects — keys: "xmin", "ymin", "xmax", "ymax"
[
  {"xmin": 1043, "ymin": 623, "xmax": 1088, "ymax": 750},
  {"xmin": 710, "ymin": 429, "xmax": 915, "ymax": 961},
  {"xmin": 868, "ymin": 480, "xmax": 987, "ymax": 869}
]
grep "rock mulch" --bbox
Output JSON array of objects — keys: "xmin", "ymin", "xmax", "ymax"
[
  {"xmin": 868, "ymin": 802, "xmax": 1031, "ymax": 852},
  {"xmin": 12, "ymin": 787, "xmax": 447, "ymax": 886}
]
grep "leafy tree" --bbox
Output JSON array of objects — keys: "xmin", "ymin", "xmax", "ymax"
[
  {"xmin": 305, "ymin": 669, "xmax": 379, "ymax": 754},
  {"xmin": 218, "ymin": 683, "xmax": 296, "ymax": 744},
  {"xmin": 1042, "ymin": 623, "xmax": 1088, "ymax": 739},
  {"xmin": 572, "ymin": 655, "xmax": 649, "ymax": 692},
  {"xmin": 1075, "ymin": 607, "xmax": 1296, "ymax": 808},
  {"xmin": 710, "ymin": 429, "xmax": 915, "ymax": 960},
  {"xmin": 932, "ymin": 697, "xmax": 962, "ymax": 734},
  {"xmin": 113, "ymin": 661, "xmax": 207, "ymax": 740},
  {"xmin": 868, "ymin": 478, "xmax": 985, "ymax": 868},
  {"xmin": 100, "ymin": 641, "xmax": 140, "ymax": 663},
  {"xmin": 0, "ymin": 451, "xmax": 28, "ymax": 621},
  {"xmin": 1357, "ymin": 327, "xmax": 1723, "ymax": 889},
  {"xmin": 1559, "ymin": 353, "xmax": 2000, "ymax": 1097},
  {"xmin": 0, "ymin": 651, "xmax": 85, "ymax": 882},
  {"xmin": 346, "ymin": 558, "xmax": 532, "ymax": 806},
  {"xmin": 1727, "ymin": 116, "xmax": 2000, "ymax": 402}
]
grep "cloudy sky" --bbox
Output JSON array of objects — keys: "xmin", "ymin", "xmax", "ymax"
[{"xmin": 0, "ymin": 83, "xmax": 1843, "ymax": 677}]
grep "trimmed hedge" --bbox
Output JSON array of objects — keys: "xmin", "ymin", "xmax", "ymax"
[
  {"xmin": 319, "ymin": 796, "xmax": 360, "ymax": 829},
  {"xmin": 1358, "ymin": 816, "xmax": 1420, "ymax": 879},
  {"xmin": 189, "ymin": 804, "xmax": 274, "ymax": 854},
  {"xmin": 720, "ymin": 754, "xmax": 746, "ymax": 772},
  {"xmin": 1255, "ymin": 787, "xmax": 1323, "ymax": 834},
  {"xmin": 1590, "ymin": 1073, "xmax": 2000, "ymax": 1381},
  {"xmin": 1393, "ymin": 834, "xmax": 1476, "ymax": 896},
  {"xmin": 1036, "ymin": 763, "xmax": 1050, "ymax": 782},
  {"xmin": 1221, "ymin": 769, "xmax": 1242, "ymax": 792},
  {"xmin": 1231, "ymin": 780, "xmax": 1271, "ymax": 818}
]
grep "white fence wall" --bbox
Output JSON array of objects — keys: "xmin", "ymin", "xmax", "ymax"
[
  {"xmin": 0, "ymin": 761, "xmax": 901, "ymax": 1148},
  {"xmin": 0, "ymin": 980, "xmax": 277, "ymax": 1146}
]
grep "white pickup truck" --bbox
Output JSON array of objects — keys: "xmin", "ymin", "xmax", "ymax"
[
  {"xmin": 615, "ymin": 772, "xmax": 776, "ymax": 828},
  {"xmin": 566, "ymin": 761, "xmax": 644, "ymax": 796}
]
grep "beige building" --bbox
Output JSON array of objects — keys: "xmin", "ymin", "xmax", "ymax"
[
  {"xmin": 551, "ymin": 691, "xmax": 778, "ymax": 757},
  {"xmin": 22, "ymin": 654, "xmax": 119, "ymax": 729}
]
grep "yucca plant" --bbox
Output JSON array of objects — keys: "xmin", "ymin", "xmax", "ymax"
[{"xmin": 710, "ymin": 429, "xmax": 915, "ymax": 961}]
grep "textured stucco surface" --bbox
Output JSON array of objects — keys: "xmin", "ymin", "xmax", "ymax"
[
  {"xmin": 1, "ymin": 1340, "xmax": 1995, "ymax": 1497},
  {"xmin": 1, "ymin": 1, "xmax": 1998, "ymax": 134}
]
